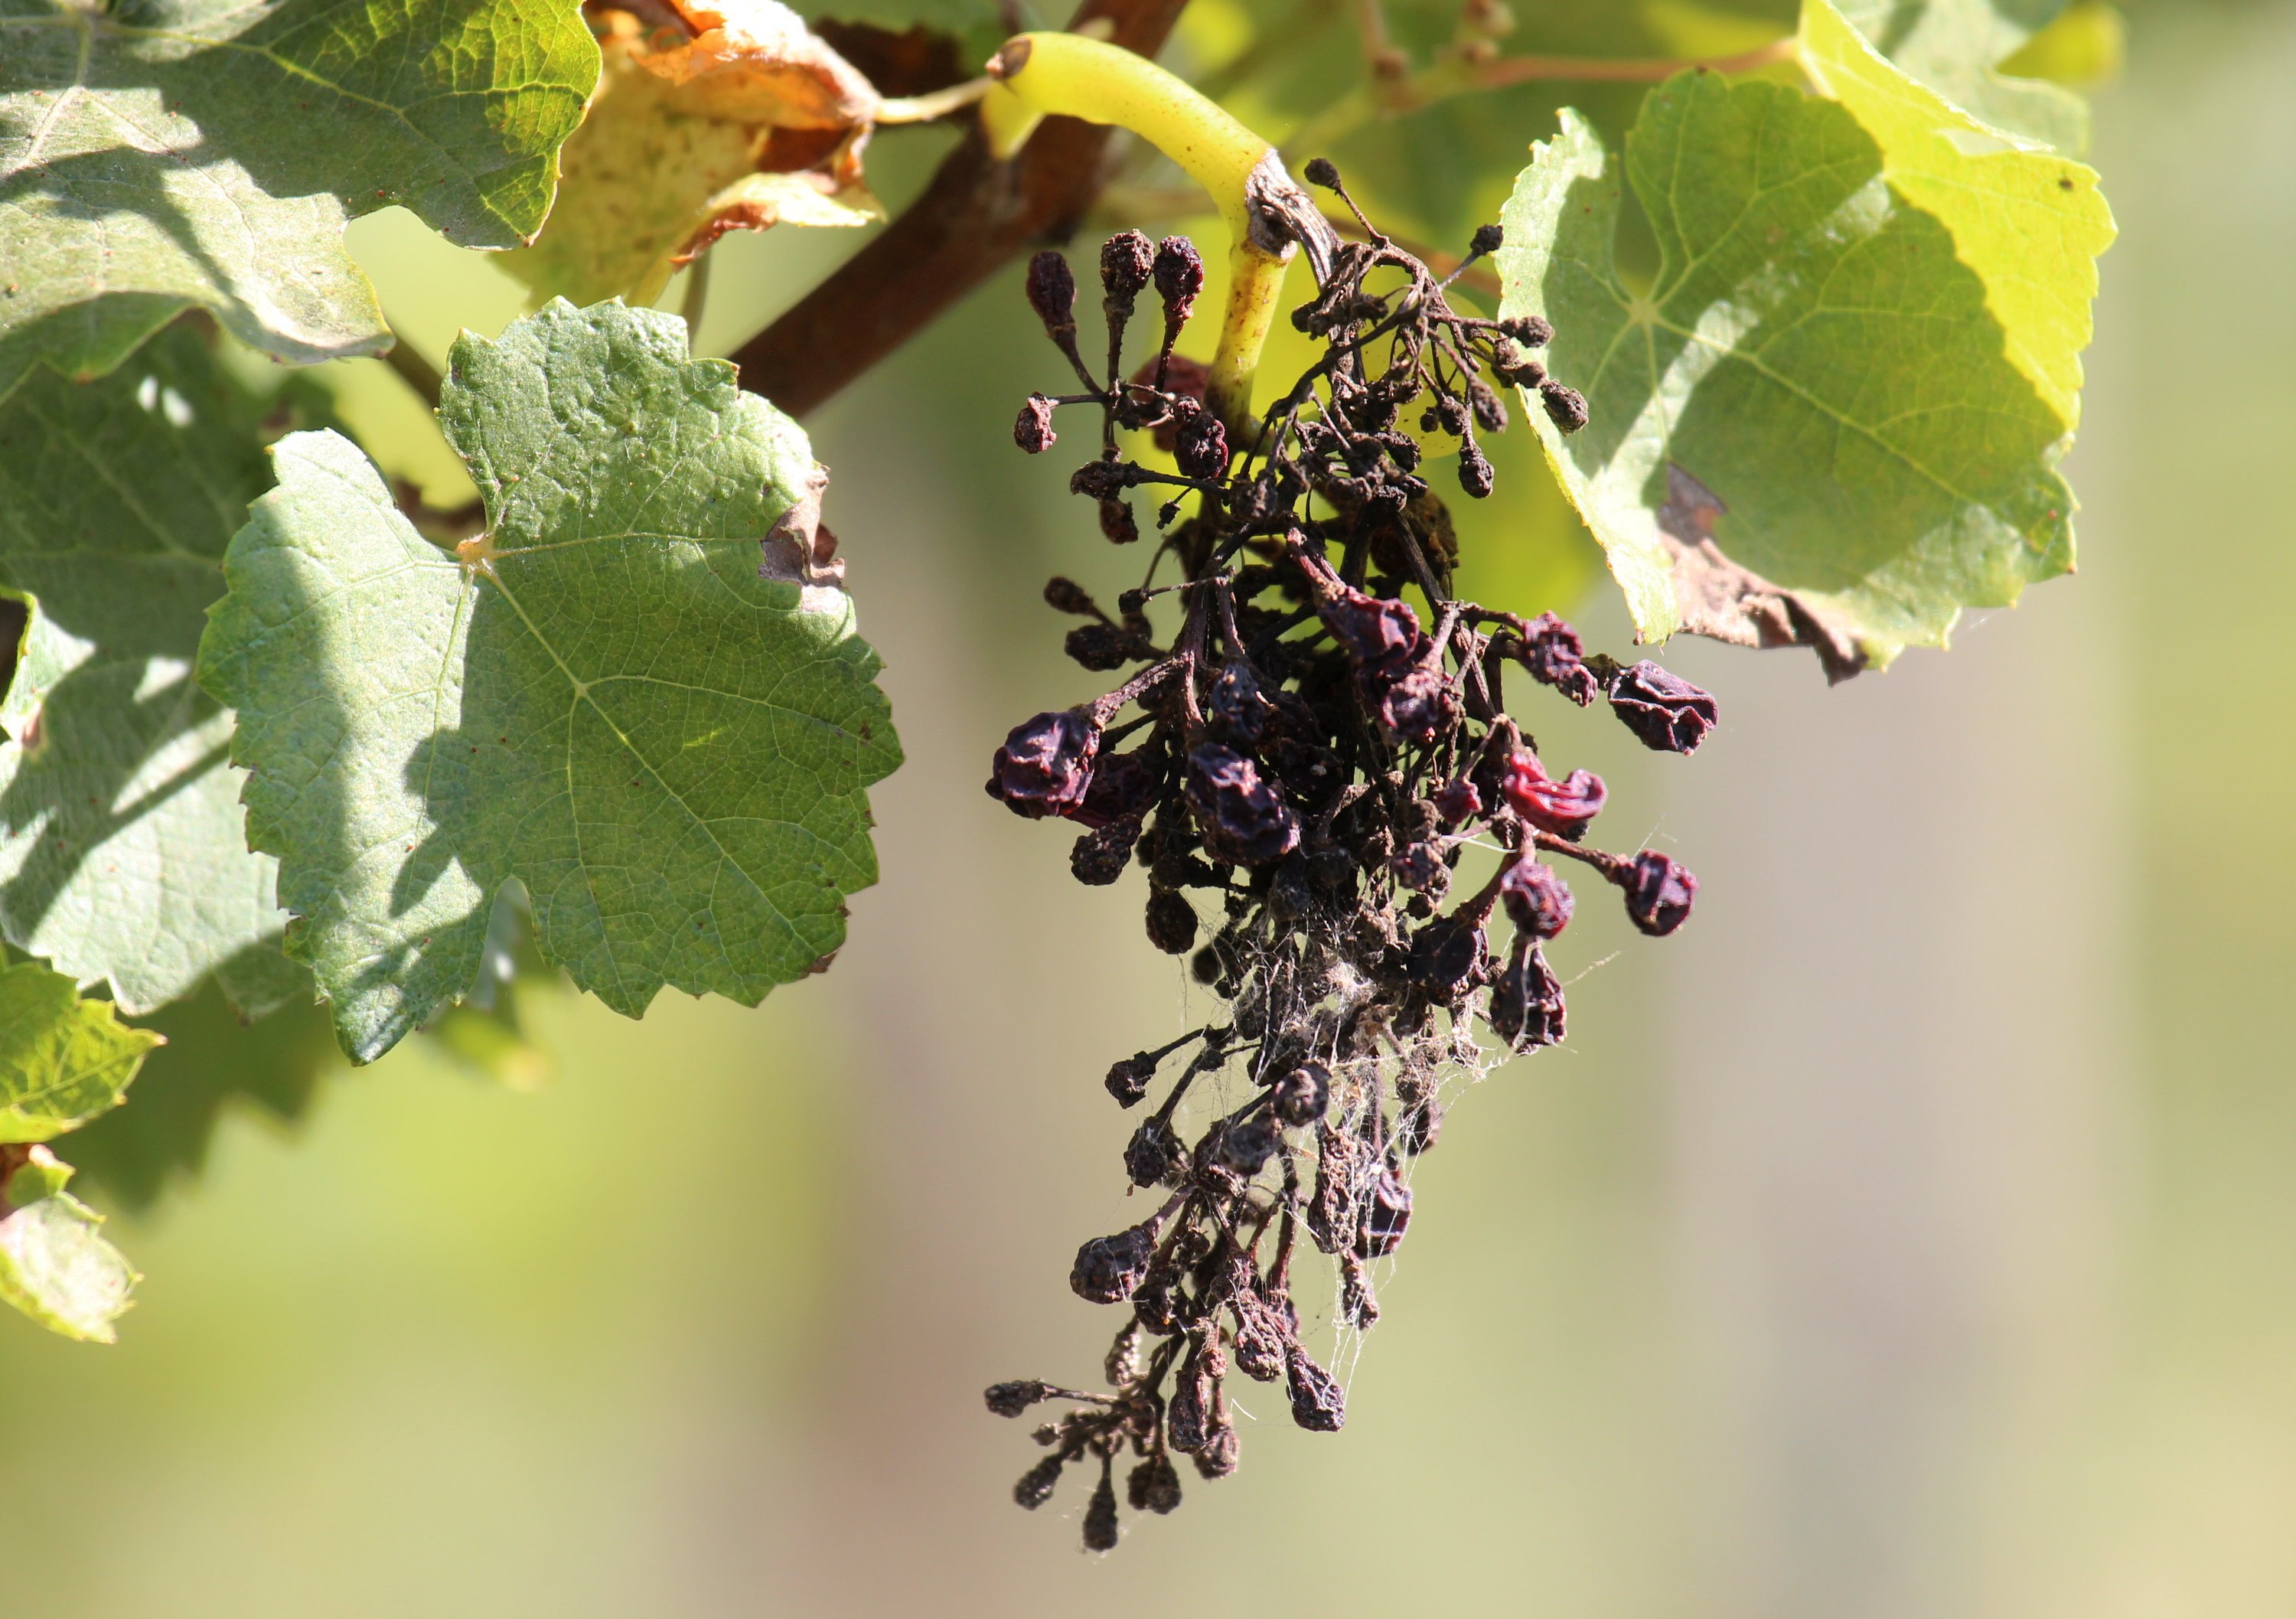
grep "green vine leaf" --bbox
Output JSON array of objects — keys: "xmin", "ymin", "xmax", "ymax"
[
  {"xmin": 0, "ymin": 324, "xmax": 310, "ymax": 1015},
  {"xmin": 0, "ymin": 1167, "xmax": 137, "ymax": 1341},
  {"xmin": 0, "ymin": 958, "xmax": 161, "ymax": 1143},
  {"xmin": 1495, "ymin": 0, "xmax": 2113, "ymax": 674},
  {"xmin": 1836, "ymin": 0, "xmax": 2089, "ymax": 151},
  {"xmin": 201, "ymin": 299, "xmax": 902, "ymax": 1063},
  {"xmin": 0, "ymin": 0, "xmax": 599, "ymax": 397}
]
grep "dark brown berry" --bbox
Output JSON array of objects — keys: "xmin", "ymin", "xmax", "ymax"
[
  {"xmin": 1127, "ymin": 1453, "xmax": 1182, "ymax": 1514},
  {"xmin": 1540, "ymin": 380, "xmax": 1590, "ymax": 432},
  {"xmin": 1153, "ymin": 237, "xmax": 1203, "ymax": 326},
  {"xmin": 1124, "ymin": 1116, "xmax": 1182, "ymax": 1185},
  {"xmin": 1286, "ymin": 1351, "xmax": 1346, "ymax": 1431},
  {"xmin": 1270, "ymin": 1060, "xmax": 1330, "ymax": 1128},
  {"xmin": 1015, "ymin": 393, "xmax": 1056, "ymax": 453},
  {"xmin": 1355, "ymin": 1162, "xmax": 1412, "ymax": 1258},
  {"xmin": 1015, "ymin": 1452, "xmax": 1065, "ymax": 1509},
  {"xmin": 1185, "ymin": 744, "xmax": 1300, "ymax": 867},
  {"xmin": 1082, "ymin": 1464, "xmax": 1120, "ymax": 1551},
  {"xmin": 1071, "ymin": 1224, "xmax": 1156, "ymax": 1304},
  {"xmin": 985, "ymin": 1379, "xmax": 1052, "ymax": 1418},
  {"xmin": 1071, "ymin": 816, "xmax": 1142, "ymax": 886},
  {"xmin": 1101, "ymin": 230, "xmax": 1155, "ymax": 314},
  {"xmin": 1145, "ymin": 888, "xmax": 1199, "ymax": 954},
  {"xmin": 1026, "ymin": 250, "xmax": 1077, "ymax": 341}
]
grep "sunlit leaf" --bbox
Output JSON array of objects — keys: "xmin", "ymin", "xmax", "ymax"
[
  {"xmin": 0, "ymin": 958, "xmax": 160, "ymax": 1143},
  {"xmin": 201, "ymin": 299, "xmax": 902, "ymax": 1062},
  {"xmin": 0, "ymin": 0, "xmax": 598, "ymax": 395}
]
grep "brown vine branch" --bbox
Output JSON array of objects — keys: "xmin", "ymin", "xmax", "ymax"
[{"xmin": 729, "ymin": 0, "xmax": 1191, "ymax": 418}]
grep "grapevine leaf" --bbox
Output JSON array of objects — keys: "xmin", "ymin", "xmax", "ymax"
[
  {"xmin": 0, "ymin": 1180, "xmax": 135, "ymax": 1341},
  {"xmin": 200, "ymin": 299, "xmax": 903, "ymax": 1063},
  {"xmin": 1495, "ymin": 6, "xmax": 2112, "ymax": 673},
  {"xmin": 67, "ymin": 971, "xmax": 338, "ymax": 1213},
  {"xmin": 0, "ymin": 0, "xmax": 599, "ymax": 396},
  {"xmin": 0, "ymin": 958, "xmax": 161, "ymax": 1143},
  {"xmin": 504, "ymin": 8, "xmax": 882, "ymax": 308},
  {"xmin": 1835, "ymin": 0, "xmax": 2088, "ymax": 151},
  {"xmin": 0, "ymin": 325, "xmax": 305, "ymax": 1014}
]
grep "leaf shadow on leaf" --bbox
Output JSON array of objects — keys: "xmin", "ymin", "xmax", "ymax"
[{"xmin": 1525, "ymin": 77, "xmax": 2075, "ymax": 661}]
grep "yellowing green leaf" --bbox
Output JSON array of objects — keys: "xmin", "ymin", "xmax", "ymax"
[
  {"xmin": 201, "ymin": 300, "xmax": 902, "ymax": 1063},
  {"xmin": 0, "ymin": 1180, "xmax": 136, "ymax": 1341},
  {"xmin": 1803, "ymin": 0, "xmax": 2115, "ymax": 426},
  {"xmin": 504, "ymin": 8, "xmax": 882, "ymax": 308},
  {"xmin": 1835, "ymin": 0, "xmax": 2089, "ymax": 150},
  {"xmin": 0, "ymin": 959, "xmax": 159, "ymax": 1143},
  {"xmin": 1497, "ymin": 21, "xmax": 2111, "ymax": 673}
]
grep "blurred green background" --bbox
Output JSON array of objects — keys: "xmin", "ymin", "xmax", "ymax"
[{"xmin": 5, "ymin": 3, "xmax": 2294, "ymax": 1613}]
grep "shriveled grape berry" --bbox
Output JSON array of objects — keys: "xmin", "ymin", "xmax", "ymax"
[
  {"xmin": 1287, "ymin": 1353, "xmax": 1346, "ymax": 1432},
  {"xmin": 1271, "ymin": 1060, "xmax": 1330, "ymax": 1127},
  {"xmin": 1540, "ymin": 380, "xmax": 1590, "ymax": 433},
  {"xmin": 1025, "ymin": 250, "xmax": 1077, "ymax": 340},
  {"xmin": 1500, "ymin": 750, "xmax": 1606, "ymax": 841},
  {"xmin": 1127, "ymin": 1454, "xmax": 1182, "ymax": 1514},
  {"xmin": 1124, "ymin": 1116, "xmax": 1182, "ymax": 1186},
  {"xmin": 985, "ymin": 1380, "xmax": 1052, "ymax": 1418},
  {"xmin": 1071, "ymin": 1225, "xmax": 1156, "ymax": 1304},
  {"xmin": 1356, "ymin": 1163, "xmax": 1413, "ymax": 1258},
  {"xmin": 1015, "ymin": 394, "xmax": 1056, "ymax": 453},
  {"xmin": 1071, "ymin": 817, "xmax": 1141, "ymax": 886},
  {"xmin": 1185, "ymin": 744, "xmax": 1300, "ymax": 867},
  {"xmin": 1617, "ymin": 850, "xmax": 1698, "ymax": 937},
  {"xmin": 1101, "ymin": 230, "xmax": 1155, "ymax": 315},
  {"xmin": 1153, "ymin": 236, "xmax": 1203, "ymax": 325},
  {"xmin": 1082, "ymin": 1467, "xmax": 1120, "ymax": 1551},
  {"xmin": 987, "ymin": 710, "xmax": 1098, "ymax": 819},
  {"xmin": 1606, "ymin": 661, "xmax": 1719, "ymax": 754},
  {"xmin": 1144, "ymin": 888, "xmax": 1198, "ymax": 954},
  {"xmin": 1499, "ymin": 858, "xmax": 1573, "ymax": 940}
]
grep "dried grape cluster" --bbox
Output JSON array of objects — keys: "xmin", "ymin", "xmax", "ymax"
[{"xmin": 982, "ymin": 168, "xmax": 1717, "ymax": 1551}]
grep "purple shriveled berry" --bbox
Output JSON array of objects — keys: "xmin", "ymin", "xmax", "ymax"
[
  {"xmin": 1500, "ymin": 749, "xmax": 1607, "ymax": 841},
  {"xmin": 1356, "ymin": 1163, "xmax": 1413, "ymax": 1258},
  {"xmin": 1469, "ymin": 222, "xmax": 1505, "ymax": 256},
  {"xmin": 1075, "ymin": 748, "xmax": 1158, "ymax": 827},
  {"xmin": 1489, "ymin": 939, "xmax": 1566, "ymax": 1051},
  {"xmin": 1318, "ymin": 586, "xmax": 1419, "ymax": 666},
  {"xmin": 1433, "ymin": 777, "xmax": 1482, "ymax": 826},
  {"xmin": 1390, "ymin": 841, "xmax": 1443, "ymax": 892},
  {"xmin": 1082, "ymin": 1467, "xmax": 1120, "ymax": 1551},
  {"xmin": 1194, "ymin": 1422, "xmax": 1240, "ymax": 1478},
  {"xmin": 1541, "ymin": 379, "xmax": 1590, "ymax": 433},
  {"xmin": 1185, "ymin": 744, "xmax": 1301, "ymax": 867},
  {"xmin": 1174, "ymin": 411, "xmax": 1230, "ymax": 481},
  {"xmin": 1071, "ymin": 1224, "xmax": 1156, "ymax": 1304},
  {"xmin": 1271, "ymin": 1060, "xmax": 1330, "ymax": 1128},
  {"xmin": 1145, "ymin": 888, "xmax": 1199, "ymax": 954},
  {"xmin": 985, "ymin": 1379, "xmax": 1052, "ymax": 1418},
  {"xmin": 1499, "ymin": 858, "xmax": 1574, "ymax": 941},
  {"xmin": 1015, "ymin": 1453, "xmax": 1065, "ymax": 1510},
  {"xmin": 1127, "ymin": 1454, "xmax": 1182, "ymax": 1515},
  {"xmin": 1026, "ymin": 251, "xmax": 1077, "ymax": 338},
  {"xmin": 987, "ymin": 709, "xmax": 1098, "ymax": 818},
  {"xmin": 1101, "ymin": 230, "xmax": 1155, "ymax": 313},
  {"xmin": 1287, "ymin": 1352, "xmax": 1347, "ymax": 1431},
  {"xmin": 1517, "ymin": 611, "xmax": 1599, "ymax": 705},
  {"xmin": 1153, "ymin": 236, "xmax": 1204, "ymax": 324},
  {"xmin": 1125, "ymin": 1116, "xmax": 1183, "ymax": 1185},
  {"xmin": 1363, "ymin": 658, "xmax": 1458, "ymax": 745},
  {"xmin": 1407, "ymin": 912, "xmax": 1489, "ymax": 999},
  {"xmin": 1218, "ymin": 1115, "xmax": 1281, "ymax": 1175},
  {"xmin": 1043, "ymin": 576, "xmax": 1095, "ymax": 615},
  {"xmin": 1206, "ymin": 661, "xmax": 1272, "ymax": 747},
  {"xmin": 1015, "ymin": 393, "xmax": 1056, "ymax": 453},
  {"xmin": 1606, "ymin": 660, "xmax": 1718, "ymax": 754},
  {"xmin": 1618, "ymin": 850, "xmax": 1698, "ymax": 937}
]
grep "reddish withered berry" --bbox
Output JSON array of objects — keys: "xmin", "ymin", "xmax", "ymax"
[
  {"xmin": 1499, "ymin": 858, "xmax": 1574, "ymax": 941},
  {"xmin": 1616, "ymin": 850, "xmax": 1698, "ymax": 937},
  {"xmin": 1606, "ymin": 661, "xmax": 1718, "ymax": 754},
  {"xmin": 987, "ymin": 710, "xmax": 1098, "ymax": 818},
  {"xmin": 1071, "ymin": 1225, "xmax": 1156, "ymax": 1304}
]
